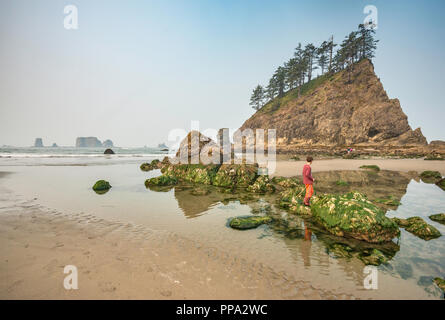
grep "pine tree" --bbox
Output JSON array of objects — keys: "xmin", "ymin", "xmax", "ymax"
[
  {"xmin": 316, "ymin": 41, "xmax": 330, "ymax": 75},
  {"xmin": 304, "ymin": 43, "xmax": 317, "ymax": 82},
  {"xmin": 357, "ymin": 24, "xmax": 378, "ymax": 60},
  {"xmin": 249, "ymin": 85, "xmax": 265, "ymax": 111}
]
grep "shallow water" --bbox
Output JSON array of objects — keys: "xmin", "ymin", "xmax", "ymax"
[{"xmin": 0, "ymin": 156, "xmax": 444, "ymax": 299}]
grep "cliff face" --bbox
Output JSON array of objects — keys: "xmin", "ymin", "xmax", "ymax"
[{"xmin": 240, "ymin": 59, "xmax": 427, "ymax": 153}]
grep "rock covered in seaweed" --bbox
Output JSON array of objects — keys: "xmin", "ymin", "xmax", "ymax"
[
  {"xmin": 434, "ymin": 277, "xmax": 445, "ymax": 292},
  {"xmin": 104, "ymin": 148, "xmax": 115, "ymax": 154},
  {"xmin": 436, "ymin": 178, "xmax": 445, "ymax": 191},
  {"xmin": 429, "ymin": 213, "xmax": 445, "ymax": 225},
  {"xmin": 229, "ymin": 216, "xmax": 271, "ymax": 230},
  {"xmin": 358, "ymin": 248, "xmax": 388, "ymax": 266},
  {"xmin": 162, "ymin": 164, "xmax": 220, "ymax": 185},
  {"xmin": 420, "ymin": 171, "xmax": 442, "ymax": 183},
  {"xmin": 145, "ymin": 175, "xmax": 178, "ymax": 187},
  {"xmin": 310, "ymin": 192, "xmax": 400, "ymax": 243},
  {"xmin": 213, "ymin": 164, "xmax": 258, "ymax": 188},
  {"xmin": 92, "ymin": 180, "xmax": 111, "ymax": 191},
  {"xmin": 392, "ymin": 216, "xmax": 441, "ymax": 240},
  {"xmin": 140, "ymin": 159, "xmax": 162, "ymax": 171},
  {"xmin": 246, "ymin": 175, "xmax": 275, "ymax": 193},
  {"xmin": 278, "ymin": 186, "xmax": 311, "ymax": 215}
]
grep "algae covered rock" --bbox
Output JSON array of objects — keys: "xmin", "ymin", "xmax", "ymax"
[
  {"xmin": 433, "ymin": 277, "xmax": 445, "ymax": 292},
  {"xmin": 162, "ymin": 164, "xmax": 220, "ymax": 185},
  {"xmin": 374, "ymin": 196, "xmax": 401, "ymax": 206},
  {"xmin": 247, "ymin": 175, "xmax": 275, "ymax": 193},
  {"xmin": 213, "ymin": 164, "xmax": 258, "ymax": 188},
  {"xmin": 310, "ymin": 192, "xmax": 400, "ymax": 243},
  {"xmin": 436, "ymin": 178, "xmax": 445, "ymax": 191},
  {"xmin": 360, "ymin": 165, "xmax": 380, "ymax": 172},
  {"xmin": 92, "ymin": 180, "xmax": 111, "ymax": 191},
  {"xmin": 104, "ymin": 148, "xmax": 115, "ymax": 154},
  {"xmin": 429, "ymin": 213, "xmax": 445, "ymax": 225},
  {"xmin": 140, "ymin": 159, "xmax": 161, "ymax": 172},
  {"xmin": 358, "ymin": 248, "xmax": 388, "ymax": 266},
  {"xmin": 392, "ymin": 216, "xmax": 441, "ymax": 240},
  {"xmin": 271, "ymin": 176, "xmax": 301, "ymax": 189},
  {"xmin": 145, "ymin": 175, "xmax": 178, "ymax": 187},
  {"xmin": 229, "ymin": 216, "xmax": 271, "ymax": 230},
  {"xmin": 278, "ymin": 186, "xmax": 311, "ymax": 215},
  {"xmin": 420, "ymin": 171, "xmax": 442, "ymax": 183}
]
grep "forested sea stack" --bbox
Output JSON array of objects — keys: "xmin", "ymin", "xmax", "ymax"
[{"xmin": 241, "ymin": 24, "xmax": 430, "ymax": 155}]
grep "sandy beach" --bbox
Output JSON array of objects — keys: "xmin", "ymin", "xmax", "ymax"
[
  {"xmin": 0, "ymin": 196, "xmax": 350, "ymax": 300},
  {"xmin": 273, "ymin": 158, "xmax": 445, "ymax": 177}
]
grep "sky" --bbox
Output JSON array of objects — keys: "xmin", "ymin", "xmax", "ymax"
[{"xmin": 0, "ymin": 0, "xmax": 444, "ymax": 147}]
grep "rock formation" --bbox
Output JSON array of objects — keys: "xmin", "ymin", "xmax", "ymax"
[
  {"xmin": 51, "ymin": 143, "xmax": 58, "ymax": 147},
  {"xmin": 240, "ymin": 59, "xmax": 432, "ymax": 155},
  {"xmin": 34, "ymin": 138, "xmax": 43, "ymax": 147},
  {"xmin": 102, "ymin": 140, "xmax": 114, "ymax": 148},
  {"xmin": 104, "ymin": 148, "xmax": 115, "ymax": 154},
  {"xmin": 76, "ymin": 137, "xmax": 102, "ymax": 148}
]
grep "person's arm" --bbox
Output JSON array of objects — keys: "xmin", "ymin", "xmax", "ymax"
[{"xmin": 307, "ymin": 166, "xmax": 314, "ymax": 182}]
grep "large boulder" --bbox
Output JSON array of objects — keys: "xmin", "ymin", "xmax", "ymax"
[
  {"xmin": 145, "ymin": 175, "xmax": 178, "ymax": 187},
  {"xmin": 104, "ymin": 148, "xmax": 115, "ymax": 154},
  {"xmin": 310, "ymin": 192, "xmax": 400, "ymax": 243}
]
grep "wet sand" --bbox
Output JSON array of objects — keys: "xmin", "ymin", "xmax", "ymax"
[
  {"xmin": 0, "ymin": 201, "xmax": 352, "ymax": 300},
  {"xmin": 273, "ymin": 159, "xmax": 445, "ymax": 177}
]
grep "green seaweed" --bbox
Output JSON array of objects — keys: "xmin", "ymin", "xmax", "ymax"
[
  {"xmin": 429, "ymin": 213, "xmax": 445, "ymax": 225},
  {"xmin": 436, "ymin": 178, "xmax": 445, "ymax": 191},
  {"xmin": 360, "ymin": 165, "xmax": 380, "ymax": 172},
  {"xmin": 145, "ymin": 175, "xmax": 178, "ymax": 187},
  {"xmin": 247, "ymin": 175, "xmax": 275, "ymax": 193},
  {"xmin": 392, "ymin": 216, "xmax": 441, "ymax": 240},
  {"xmin": 229, "ymin": 216, "xmax": 272, "ymax": 230},
  {"xmin": 433, "ymin": 277, "xmax": 445, "ymax": 292},
  {"xmin": 92, "ymin": 180, "xmax": 111, "ymax": 191},
  {"xmin": 420, "ymin": 171, "xmax": 442, "ymax": 183},
  {"xmin": 310, "ymin": 192, "xmax": 400, "ymax": 243}
]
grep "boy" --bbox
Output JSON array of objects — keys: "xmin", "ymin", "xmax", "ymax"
[{"xmin": 303, "ymin": 156, "xmax": 314, "ymax": 206}]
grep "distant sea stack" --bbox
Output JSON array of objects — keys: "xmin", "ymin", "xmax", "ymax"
[
  {"xmin": 240, "ymin": 59, "xmax": 431, "ymax": 155},
  {"xmin": 76, "ymin": 137, "xmax": 102, "ymax": 148},
  {"xmin": 34, "ymin": 138, "xmax": 43, "ymax": 147},
  {"xmin": 102, "ymin": 139, "xmax": 114, "ymax": 148},
  {"xmin": 51, "ymin": 143, "xmax": 58, "ymax": 147}
]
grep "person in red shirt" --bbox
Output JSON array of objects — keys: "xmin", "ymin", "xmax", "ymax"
[{"xmin": 303, "ymin": 156, "xmax": 314, "ymax": 206}]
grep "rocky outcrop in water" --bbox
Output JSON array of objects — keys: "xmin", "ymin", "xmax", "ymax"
[
  {"xmin": 240, "ymin": 59, "xmax": 432, "ymax": 155},
  {"xmin": 104, "ymin": 148, "xmax": 115, "ymax": 154},
  {"xmin": 76, "ymin": 137, "xmax": 102, "ymax": 148},
  {"xmin": 392, "ymin": 217, "xmax": 441, "ymax": 240},
  {"xmin": 102, "ymin": 140, "xmax": 114, "ymax": 148},
  {"xmin": 34, "ymin": 138, "xmax": 43, "ymax": 147}
]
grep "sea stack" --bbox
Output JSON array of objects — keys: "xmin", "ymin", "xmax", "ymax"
[
  {"xmin": 240, "ymin": 59, "xmax": 429, "ymax": 155},
  {"xmin": 76, "ymin": 137, "xmax": 102, "ymax": 148},
  {"xmin": 34, "ymin": 138, "xmax": 43, "ymax": 147}
]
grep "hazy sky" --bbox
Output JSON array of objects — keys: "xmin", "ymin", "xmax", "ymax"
[{"xmin": 1, "ymin": 0, "xmax": 444, "ymax": 147}]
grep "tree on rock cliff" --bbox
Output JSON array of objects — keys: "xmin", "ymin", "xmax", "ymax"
[
  {"xmin": 304, "ymin": 43, "xmax": 318, "ymax": 82},
  {"xmin": 357, "ymin": 24, "xmax": 378, "ymax": 60},
  {"xmin": 250, "ymin": 85, "xmax": 265, "ymax": 111}
]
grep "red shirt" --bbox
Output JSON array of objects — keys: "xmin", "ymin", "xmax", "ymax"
[{"xmin": 303, "ymin": 164, "xmax": 314, "ymax": 185}]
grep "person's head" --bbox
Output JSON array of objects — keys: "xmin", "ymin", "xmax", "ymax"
[{"xmin": 306, "ymin": 156, "xmax": 313, "ymax": 164}]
